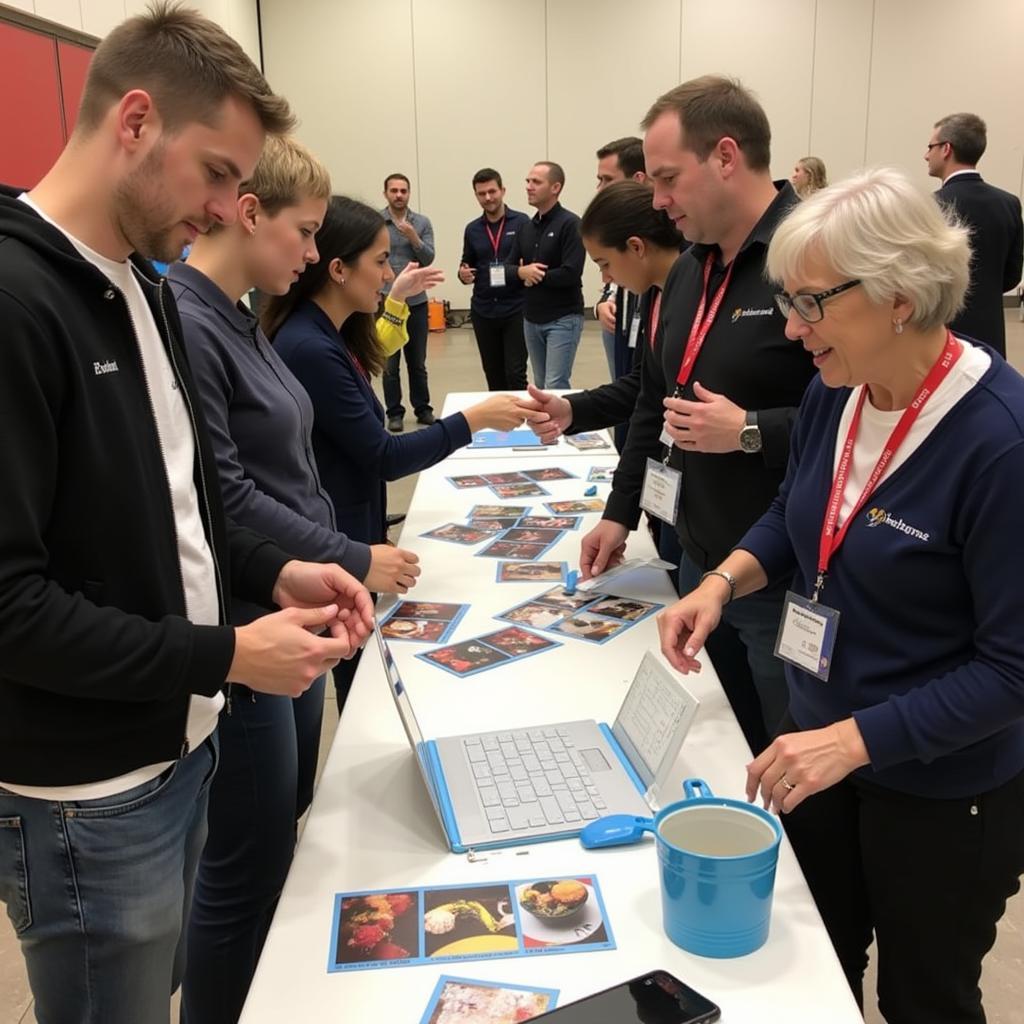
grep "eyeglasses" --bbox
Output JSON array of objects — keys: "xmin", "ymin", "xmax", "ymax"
[
  {"xmin": 925, "ymin": 141, "xmax": 948, "ymax": 151},
  {"xmin": 774, "ymin": 280, "xmax": 861, "ymax": 323}
]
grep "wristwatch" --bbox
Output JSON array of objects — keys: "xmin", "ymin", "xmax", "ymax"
[{"xmin": 738, "ymin": 410, "xmax": 762, "ymax": 454}]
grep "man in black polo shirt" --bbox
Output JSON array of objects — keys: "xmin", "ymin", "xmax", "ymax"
[
  {"xmin": 580, "ymin": 75, "xmax": 816, "ymax": 754},
  {"xmin": 516, "ymin": 161, "xmax": 585, "ymax": 388},
  {"xmin": 458, "ymin": 168, "xmax": 529, "ymax": 390}
]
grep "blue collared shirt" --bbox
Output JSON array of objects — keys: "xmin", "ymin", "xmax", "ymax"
[{"xmin": 380, "ymin": 207, "xmax": 435, "ymax": 306}]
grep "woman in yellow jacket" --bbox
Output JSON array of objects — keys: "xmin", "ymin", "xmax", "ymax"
[{"xmin": 377, "ymin": 261, "xmax": 443, "ymax": 356}]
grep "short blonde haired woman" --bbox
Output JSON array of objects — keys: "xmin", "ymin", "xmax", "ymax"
[{"xmin": 657, "ymin": 168, "xmax": 1024, "ymax": 1023}]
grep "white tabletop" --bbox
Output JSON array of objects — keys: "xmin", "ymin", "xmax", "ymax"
[
  {"xmin": 240, "ymin": 432, "xmax": 861, "ymax": 1023},
  {"xmin": 440, "ymin": 390, "xmax": 614, "ymax": 460}
]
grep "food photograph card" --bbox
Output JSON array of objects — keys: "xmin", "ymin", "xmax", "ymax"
[
  {"xmin": 328, "ymin": 876, "xmax": 615, "ymax": 973},
  {"xmin": 378, "ymin": 601, "xmax": 470, "ymax": 644},
  {"xmin": 564, "ymin": 433, "xmax": 611, "ymax": 451},
  {"xmin": 495, "ymin": 589, "xmax": 663, "ymax": 645},
  {"xmin": 418, "ymin": 975, "xmax": 559, "ymax": 1024},
  {"xmin": 543, "ymin": 499, "xmax": 605, "ymax": 515},
  {"xmin": 495, "ymin": 561, "xmax": 568, "ymax": 583},
  {"xmin": 489, "ymin": 482, "xmax": 550, "ymax": 500},
  {"xmin": 466, "ymin": 517, "xmax": 521, "ymax": 531},
  {"xmin": 421, "ymin": 523, "xmax": 497, "ymax": 546},
  {"xmin": 446, "ymin": 474, "xmax": 489, "ymax": 490},
  {"xmin": 469, "ymin": 505, "xmax": 532, "ymax": 519},
  {"xmin": 587, "ymin": 466, "xmax": 615, "ymax": 483},
  {"xmin": 516, "ymin": 515, "xmax": 581, "ymax": 531},
  {"xmin": 477, "ymin": 540, "xmax": 550, "ymax": 561},
  {"xmin": 416, "ymin": 627, "xmax": 561, "ymax": 678}
]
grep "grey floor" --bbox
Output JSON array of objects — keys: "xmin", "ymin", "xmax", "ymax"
[{"xmin": 3, "ymin": 315, "xmax": 1024, "ymax": 1024}]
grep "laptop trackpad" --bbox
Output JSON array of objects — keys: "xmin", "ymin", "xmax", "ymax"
[{"xmin": 581, "ymin": 747, "xmax": 611, "ymax": 772}]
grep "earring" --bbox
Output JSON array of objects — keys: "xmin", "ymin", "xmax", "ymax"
[
  {"xmin": 340, "ymin": 277, "xmax": 346, "ymax": 285},
  {"xmin": 893, "ymin": 318, "xmax": 904, "ymax": 335}
]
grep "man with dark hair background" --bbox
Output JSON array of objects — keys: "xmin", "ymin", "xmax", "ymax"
[
  {"xmin": 927, "ymin": 112, "xmax": 1022, "ymax": 357},
  {"xmin": 458, "ymin": 168, "xmax": 529, "ymax": 390}
]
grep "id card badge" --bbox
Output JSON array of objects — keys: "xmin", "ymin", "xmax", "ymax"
[
  {"xmin": 640, "ymin": 457, "xmax": 681, "ymax": 525},
  {"xmin": 489, "ymin": 263, "xmax": 505, "ymax": 288},
  {"xmin": 774, "ymin": 591, "xmax": 840, "ymax": 682},
  {"xmin": 628, "ymin": 312, "xmax": 641, "ymax": 349}
]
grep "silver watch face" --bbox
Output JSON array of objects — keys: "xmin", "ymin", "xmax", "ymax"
[{"xmin": 739, "ymin": 426, "xmax": 762, "ymax": 453}]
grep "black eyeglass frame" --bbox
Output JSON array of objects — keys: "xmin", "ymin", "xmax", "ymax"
[
  {"xmin": 925, "ymin": 141, "xmax": 948, "ymax": 151},
  {"xmin": 774, "ymin": 279, "xmax": 862, "ymax": 323}
]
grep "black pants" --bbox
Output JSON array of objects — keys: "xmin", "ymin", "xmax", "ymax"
[
  {"xmin": 783, "ymin": 767, "xmax": 1024, "ymax": 1024},
  {"xmin": 471, "ymin": 310, "xmax": 528, "ymax": 391},
  {"xmin": 384, "ymin": 302, "xmax": 431, "ymax": 418}
]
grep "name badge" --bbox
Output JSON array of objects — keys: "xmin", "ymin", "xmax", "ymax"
[
  {"xmin": 628, "ymin": 312, "xmax": 641, "ymax": 349},
  {"xmin": 640, "ymin": 457, "xmax": 681, "ymax": 525},
  {"xmin": 774, "ymin": 591, "xmax": 840, "ymax": 682},
  {"xmin": 489, "ymin": 263, "xmax": 505, "ymax": 288},
  {"xmin": 659, "ymin": 426, "xmax": 675, "ymax": 449}
]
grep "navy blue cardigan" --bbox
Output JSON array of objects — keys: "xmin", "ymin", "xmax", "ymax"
[{"xmin": 273, "ymin": 300, "xmax": 471, "ymax": 544}]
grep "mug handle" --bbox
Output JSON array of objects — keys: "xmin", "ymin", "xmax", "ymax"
[
  {"xmin": 579, "ymin": 814, "xmax": 655, "ymax": 849},
  {"xmin": 683, "ymin": 778, "xmax": 713, "ymax": 800}
]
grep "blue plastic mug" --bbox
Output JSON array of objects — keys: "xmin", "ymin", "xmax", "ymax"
[{"xmin": 655, "ymin": 778, "xmax": 782, "ymax": 957}]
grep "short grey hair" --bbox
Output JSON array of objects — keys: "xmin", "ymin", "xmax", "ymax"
[{"xmin": 766, "ymin": 167, "xmax": 970, "ymax": 331}]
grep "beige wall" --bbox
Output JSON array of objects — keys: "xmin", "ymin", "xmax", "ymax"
[
  {"xmin": 262, "ymin": 0, "xmax": 1023, "ymax": 307},
  {"xmin": 5, "ymin": 0, "xmax": 261, "ymax": 64}
]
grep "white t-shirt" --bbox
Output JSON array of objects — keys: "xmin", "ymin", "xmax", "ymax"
[
  {"xmin": 834, "ymin": 340, "xmax": 992, "ymax": 527},
  {"xmin": 2, "ymin": 196, "xmax": 223, "ymax": 801}
]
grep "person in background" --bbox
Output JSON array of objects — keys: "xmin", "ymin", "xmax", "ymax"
[
  {"xmin": 168, "ymin": 136, "xmax": 420, "ymax": 1024},
  {"xmin": 790, "ymin": 156, "xmax": 828, "ymax": 199},
  {"xmin": 264, "ymin": 196, "xmax": 541, "ymax": 706},
  {"xmin": 658, "ymin": 167, "xmax": 1024, "ymax": 1024},
  {"xmin": 927, "ymin": 112, "xmax": 1023, "ymax": 358},
  {"xmin": 0, "ymin": 7, "xmax": 373, "ymax": 1023},
  {"xmin": 517, "ymin": 161, "xmax": 586, "ymax": 388},
  {"xmin": 458, "ymin": 167, "xmax": 529, "ymax": 390},
  {"xmin": 594, "ymin": 136, "xmax": 648, "ymax": 395},
  {"xmin": 381, "ymin": 172, "xmax": 436, "ymax": 431}
]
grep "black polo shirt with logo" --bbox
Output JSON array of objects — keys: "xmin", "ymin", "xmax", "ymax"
[
  {"xmin": 604, "ymin": 182, "xmax": 816, "ymax": 570},
  {"xmin": 513, "ymin": 202, "xmax": 585, "ymax": 325}
]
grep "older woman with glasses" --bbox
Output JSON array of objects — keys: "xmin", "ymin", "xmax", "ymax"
[{"xmin": 656, "ymin": 168, "xmax": 1024, "ymax": 1024}]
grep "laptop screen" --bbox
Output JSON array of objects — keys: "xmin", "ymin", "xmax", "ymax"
[{"xmin": 372, "ymin": 629, "xmax": 447, "ymax": 829}]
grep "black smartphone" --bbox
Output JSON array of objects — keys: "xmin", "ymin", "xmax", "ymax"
[{"xmin": 533, "ymin": 970, "xmax": 721, "ymax": 1024}]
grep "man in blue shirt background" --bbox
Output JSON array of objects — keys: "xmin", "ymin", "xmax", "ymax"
[{"xmin": 381, "ymin": 173, "xmax": 436, "ymax": 431}]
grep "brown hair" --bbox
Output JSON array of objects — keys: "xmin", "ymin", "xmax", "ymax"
[
  {"xmin": 595, "ymin": 137, "xmax": 645, "ymax": 179},
  {"xmin": 641, "ymin": 75, "xmax": 771, "ymax": 171},
  {"xmin": 933, "ymin": 113, "xmax": 987, "ymax": 166},
  {"xmin": 76, "ymin": 1, "xmax": 294, "ymax": 136}
]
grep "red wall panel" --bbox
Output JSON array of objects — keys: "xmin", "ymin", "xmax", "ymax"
[
  {"xmin": 58, "ymin": 41, "xmax": 94, "ymax": 138},
  {"xmin": 0, "ymin": 22, "xmax": 65, "ymax": 189}
]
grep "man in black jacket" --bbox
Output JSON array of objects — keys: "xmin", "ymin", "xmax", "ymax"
[
  {"xmin": 516, "ymin": 161, "xmax": 586, "ymax": 388},
  {"xmin": 927, "ymin": 112, "xmax": 1023, "ymax": 357},
  {"xmin": 0, "ymin": 8, "xmax": 373, "ymax": 1022},
  {"xmin": 579, "ymin": 76, "xmax": 816, "ymax": 754}
]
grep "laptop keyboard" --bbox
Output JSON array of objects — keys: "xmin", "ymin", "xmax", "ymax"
[{"xmin": 462, "ymin": 729, "xmax": 608, "ymax": 834}]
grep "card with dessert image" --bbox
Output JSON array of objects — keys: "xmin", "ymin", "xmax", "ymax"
[
  {"xmin": 416, "ymin": 626, "xmax": 560, "ymax": 678},
  {"xmin": 378, "ymin": 601, "xmax": 469, "ymax": 644}
]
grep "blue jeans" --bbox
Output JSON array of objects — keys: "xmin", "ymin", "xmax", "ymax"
[
  {"xmin": 383, "ymin": 302, "xmax": 431, "ymax": 418},
  {"xmin": 0, "ymin": 735, "xmax": 218, "ymax": 1024},
  {"xmin": 679, "ymin": 553, "xmax": 790, "ymax": 754},
  {"xmin": 523, "ymin": 313, "xmax": 584, "ymax": 389},
  {"xmin": 182, "ymin": 677, "xmax": 325, "ymax": 1024}
]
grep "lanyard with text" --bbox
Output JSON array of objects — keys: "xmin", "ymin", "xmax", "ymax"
[
  {"xmin": 672, "ymin": 254, "xmax": 735, "ymax": 397},
  {"xmin": 484, "ymin": 216, "xmax": 506, "ymax": 259},
  {"xmin": 813, "ymin": 330, "xmax": 962, "ymax": 601},
  {"xmin": 648, "ymin": 290, "xmax": 663, "ymax": 351}
]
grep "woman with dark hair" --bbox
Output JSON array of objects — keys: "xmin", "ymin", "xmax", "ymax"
[{"xmin": 265, "ymin": 195, "xmax": 534, "ymax": 705}]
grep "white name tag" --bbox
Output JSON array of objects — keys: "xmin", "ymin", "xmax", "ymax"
[
  {"xmin": 640, "ymin": 457, "xmax": 681, "ymax": 525},
  {"xmin": 659, "ymin": 426, "xmax": 675, "ymax": 449},
  {"xmin": 628, "ymin": 312, "xmax": 641, "ymax": 349},
  {"xmin": 774, "ymin": 591, "xmax": 840, "ymax": 682},
  {"xmin": 489, "ymin": 263, "xmax": 505, "ymax": 288}
]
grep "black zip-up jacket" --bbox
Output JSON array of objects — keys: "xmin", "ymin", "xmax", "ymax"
[
  {"xmin": 512, "ymin": 202, "xmax": 585, "ymax": 324},
  {"xmin": 0, "ymin": 186, "xmax": 290, "ymax": 785},
  {"xmin": 604, "ymin": 183, "xmax": 816, "ymax": 570}
]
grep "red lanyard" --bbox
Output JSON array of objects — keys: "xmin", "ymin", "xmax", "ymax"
[
  {"xmin": 813, "ymin": 331, "xmax": 962, "ymax": 600},
  {"xmin": 675, "ymin": 253, "xmax": 734, "ymax": 392},
  {"xmin": 484, "ymin": 216, "xmax": 506, "ymax": 259},
  {"xmin": 648, "ymin": 290, "xmax": 663, "ymax": 351}
]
